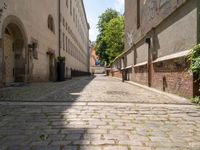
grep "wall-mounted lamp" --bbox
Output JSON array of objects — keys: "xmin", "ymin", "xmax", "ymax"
[
  {"xmin": 145, "ymin": 37, "xmax": 151, "ymax": 45},
  {"xmin": 28, "ymin": 42, "xmax": 37, "ymax": 50}
]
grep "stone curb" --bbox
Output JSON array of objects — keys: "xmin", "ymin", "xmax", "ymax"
[
  {"xmin": 109, "ymin": 76, "xmax": 192, "ymax": 104},
  {"xmin": 0, "ymin": 101, "xmax": 195, "ymax": 108}
]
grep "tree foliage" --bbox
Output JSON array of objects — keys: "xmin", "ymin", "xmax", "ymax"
[
  {"xmin": 97, "ymin": 8, "xmax": 119, "ymax": 32},
  {"xmin": 104, "ymin": 16, "xmax": 124, "ymax": 61},
  {"xmin": 188, "ymin": 44, "xmax": 200, "ymax": 104},
  {"xmin": 95, "ymin": 8, "xmax": 124, "ymax": 66},
  {"xmin": 188, "ymin": 44, "xmax": 200, "ymax": 80}
]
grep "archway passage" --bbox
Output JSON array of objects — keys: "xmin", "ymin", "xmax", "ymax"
[{"xmin": 3, "ymin": 23, "xmax": 26, "ymax": 83}]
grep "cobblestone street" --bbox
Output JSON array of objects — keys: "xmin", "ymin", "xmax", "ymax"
[{"xmin": 0, "ymin": 75, "xmax": 200, "ymax": 150}]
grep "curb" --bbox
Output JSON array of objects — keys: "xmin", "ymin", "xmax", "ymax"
[{"xmin": 109, "ymin": 76, "xmax": 191, "ymax": 104}]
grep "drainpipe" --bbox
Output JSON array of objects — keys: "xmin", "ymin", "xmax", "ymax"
[
  {"xmin": 145, "ymin": 37, "xmax": 151, "ymax": 87},
  {"xmin": 58, "ymin": 0, "xmax": 61, "ymax": 56}
]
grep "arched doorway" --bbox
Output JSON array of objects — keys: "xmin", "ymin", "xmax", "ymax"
[{"xmin": 1, "ymin": 16, "xmax": 28, "ymax": 84}]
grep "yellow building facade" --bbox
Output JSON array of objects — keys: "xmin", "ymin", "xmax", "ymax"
[{"xmin": 0, "ymin": 0, "xmax": 90, "ymax": 85}]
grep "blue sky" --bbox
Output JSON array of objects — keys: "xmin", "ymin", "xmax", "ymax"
[{"xmin": 83, "ymin": 0, "xmax": 124, "ymax": 42}]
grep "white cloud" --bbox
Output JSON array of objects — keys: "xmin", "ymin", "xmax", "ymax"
[{"xmin": 114, "ymin": 0, "xmax": 124, "ymax": 13}]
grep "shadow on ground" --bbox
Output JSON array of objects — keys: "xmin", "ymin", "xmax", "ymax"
[
  {"xmin": 0, "ymin": 76, "xmax": 96, "ymax": 150},
  {"xmin": 0, "ymin": 76, "xmax": 95, "ymax": 102},
  {"xmin": 0, "ymin": 105, "xmax": 92, "ymax": 150}
]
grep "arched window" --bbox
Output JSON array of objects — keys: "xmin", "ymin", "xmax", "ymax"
[{"xmin": 48, "ymin": 15, "xmax": 55, "ymax": 33}]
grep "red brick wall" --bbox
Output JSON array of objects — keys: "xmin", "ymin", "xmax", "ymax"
[
  {"xmin": 151, "ymin": 58, "xmax": 194, "ymax": 98},
  {"xmin": 112, "ymin": 70, "xmax": 122, "ymax": 79},
  {"xmin": 108, "ymin": 70, "xmax": 122, "ymax": 79},
  {"xmin": 109, "ymin": 58, "xmax": 197, "ymax": 98},
  {"xmin": 132, "ymin": 65, "xmax": 148, "ymax": 86},
  {"xmin": 128, "ymin": 58, "xmax": 196, "ymax": 98}
]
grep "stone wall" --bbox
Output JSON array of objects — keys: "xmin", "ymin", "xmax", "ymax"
[
  {"xmin": 155, "ymin": 0, "xmax": 197, "ymax": 58},
  {"xmin": 0, "ymin": 0, "xmax": 59, "ymax": 82},
  {"xmin": 0, "ymin": 0, "xmax": 89, "ymax": 83},
  {"xmin": 90, "ymin": 66, "xmax": 105, "ymax": 74},
  {"xmin": 124, "ymin": 0, "xmax": 199, "ymax": 98},
  {"xmin": 60, "ymin": 0, "xmax": 90, "ymax": 74},
  {"xmin": 125, "ymin": 0, "xmax": 191, "ymax": 49},
  {"xmin": 135, "ymin": 43, "xmax": 148, "ymax": 64},
  {"xmin": 126, "ymin": 51, "xmax": 133, "ymax": 67}
]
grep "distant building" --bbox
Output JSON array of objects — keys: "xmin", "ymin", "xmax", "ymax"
[
  {"xmin": 111, "ymin": 0, "xmax": 199, "ymax": 98},
  {"xmin": 60, "ymin": 0, "xmax": 90, "ymax": 78},
  {"xmin": 90, "ymin": 47, "xmax": 97, "ymax": 67},
  {"xmin": 90, "ymin": 43, "xmax": 105, "ymax": 74},
  {"xmin": 0, "ymin": 0, "xmax": 90, "ymax": 86}
]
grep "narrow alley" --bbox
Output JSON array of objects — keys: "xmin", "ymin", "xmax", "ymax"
[{"xmin": 0, "ymin": 75, "xmax": 199, "ymax": 150}]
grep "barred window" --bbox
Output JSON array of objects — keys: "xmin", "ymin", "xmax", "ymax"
[{"xmin": 48, "ymin": 15, "xmax": 55, "ymax": 33}]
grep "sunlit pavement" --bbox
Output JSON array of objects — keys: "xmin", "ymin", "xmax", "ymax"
[{"xmin": 0, "ymin": 75, "xmax": 200, "ymax": 150}]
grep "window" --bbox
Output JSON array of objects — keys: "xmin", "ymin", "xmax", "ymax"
[
  {"xmin": 66, "ymin": 22, "xmax": 68, "ymax": 30},
  {"xmin": 63, "ymin": 18, "xmax": 65, "ymax": 26},
  {"xmin": 68, "ymin": 26, "xmax": 70, "ymax": 34},
  {"xmin": 70, "ymin": 0, "xmax": 72, "ymax": 16},
  {"xmin": 66, "ymin": 0, "xmax": 68, "ymax": 8},
  {"xmin": 68, "ymin": 39, "xmax": 70, "ymax": 54},
  {"xmin": 48, "ymin": 15, "xmax": 55, "ymax": 33},
  {"xmin": 76, "ymin": 15, "xmax": 77, "ymax": 27},
  {"xmin": 73, "ymin": 8, "xmax": 75, "ymax": 22},
  {"xmin": 63, "ymin": 33, "xmax": 65, "ymax": 50},
  {"xmin": 66, "ymin": 36, "xmax": 68, "ymax": 52},
  {"xmin": 137, "ymin": 0, "xmax": 140, "ymax": 29},
  {"xmin": 31, "ymin": 38, "xmax": 39, "ymax": 59},
  {"xmin": 33, "ymin": 42, "xmax": 38, "ymax": 59}
]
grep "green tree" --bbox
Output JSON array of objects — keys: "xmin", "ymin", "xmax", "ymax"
[
  {"xmin": 95, "ymin": 8, "xmax": 124, "ymax": 66},
  {"xmin": 103, "ymin": 16, "xmax": 124, "ymax": 62},
  {"xmin": 188, "ymin": 44, "xmax": 200, "ymax": 104},
  {"xmin": 95, "ymin": 36, "xmax": 109, "ymax": 63},
  {"xmin": 97, "ymin": 8, "xmax": 119, "ymax": 32}
]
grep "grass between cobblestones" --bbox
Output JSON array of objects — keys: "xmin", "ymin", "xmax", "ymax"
[{"xmin": 192, "ymin": 96, "xmax": 200, "ymax": 105}]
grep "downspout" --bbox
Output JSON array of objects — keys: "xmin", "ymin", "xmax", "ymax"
[
  {"xmin": 58, "ymin": 0, "xmax": 61, "ymax": 56},
  {"xmin": 145, "ymin": 37, "xmax": 151, "ymax": 87}
]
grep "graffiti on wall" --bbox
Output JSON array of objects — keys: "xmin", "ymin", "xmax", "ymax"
[
  {"xmin": 159, "ymin": 0, "xmax": 170, "ymax": 8},
  {"xmin": 144, "ymin": 0, "xmax": 157, "ymax": 21},
  {"xmin": 127, "ymin": 30, "xmax": 134, "ymax": 47},
  {"xmin": 144, "ymin": 0, "xmax": 171, "ymax": 21}
]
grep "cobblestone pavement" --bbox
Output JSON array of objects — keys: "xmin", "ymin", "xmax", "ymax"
[
  {"xmin": 0, "ymin": 75, "xmax": 190, "ymax": 104},
  {"xmin": 0, "ymin": 75, "xmax": 200, "ymax": 150}
]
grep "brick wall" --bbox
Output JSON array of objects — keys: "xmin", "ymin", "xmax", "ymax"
[
  {"xmin": 123, "ymin": 0, "xmax": 198, "ymax": 98},
  {"xmin": 108, "ymin": 70, "xmax": 122, "ymax": 79},
  {"xmin": 128, "ymin": 57, "xmax": 196, "ymax": 98},
  {"xmin": 132, "ymin": 65, "xmax": 148, "ymax": 86},
  {"xmin": 151, "ymin": 58, "xmax": 193, "ymax": 98},
  {"xmin": 113, "ymin": 70, "xmax": 122, "ymax": 79}
]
